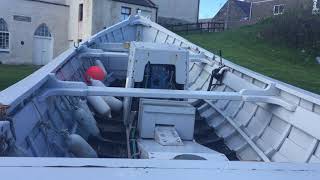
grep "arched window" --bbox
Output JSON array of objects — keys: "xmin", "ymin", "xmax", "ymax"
[
  {"xmin": 0, "ymin": 18, "xmax": 9, "ymax": 51},
  {"xmin": 34, "ymin": 23, "xmax": 52, "ymax": 37}
]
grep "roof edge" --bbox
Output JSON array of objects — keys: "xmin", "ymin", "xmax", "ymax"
[{"xmin": 112, "ymin": 0, "xmax": 157, "ymax": 8}]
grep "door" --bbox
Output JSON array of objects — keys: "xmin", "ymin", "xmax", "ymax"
[{"xmin": 33, "ymin": 24, "xmax": 53, "ymax": 65}]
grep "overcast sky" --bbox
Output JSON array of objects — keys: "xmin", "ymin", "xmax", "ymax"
[{"xmin": 199, "ymin": 0, "xmax": 227, "ymax": 19}]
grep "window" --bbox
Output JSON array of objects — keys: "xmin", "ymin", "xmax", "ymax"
[
  {"xmin": 0, "ymin": 18, "xmax": 9, "ymax": 51},
  {"xmin": 79, "ymin": 4, "xmax": 84, "ymax": 21},
  {"xmin": 137, "ymin": 9, "xmax": 152, "ymax": 18},
  {"xmin": 274, "ymin": 5, "xmax": 285, "ymax": 15},
  {"xmin": 34, "ymin": 23, "xmax": 52, "ymax": 37},
  {"xmin": 121, "ymin": 7, "xmax": 131, "ymax": 20}
]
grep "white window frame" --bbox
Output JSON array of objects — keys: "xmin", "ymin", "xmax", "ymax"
[
  {"xmin": 273, "ymin": 4, "xmax": 285, "ymax": 15},
  {"xmin": 0, "ymin": 19, "xmax": 10, "ymax": 52},
  {"xmin": 34, "ymin": 23, "xmax": 52, "ymax": 38},
  {"xmin": 0, "ymin": 31, "xmax": 9, "ymax": 52},
  {"xmin": 121, "ymin": 6, "xmax": 131, "ymax": 20}
]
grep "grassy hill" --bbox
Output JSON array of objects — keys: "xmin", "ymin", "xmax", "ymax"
[{"xmin": 184, "ymin": 23, "xmax": 320, "ymax": 95}]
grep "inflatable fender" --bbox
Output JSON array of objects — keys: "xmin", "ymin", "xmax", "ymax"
[
  {"xmin": 95, "ymin": 60, "xmax": 107, "ymax": 76},
  {"xmin": 87, "ymin": 96, "xmax": 112, "ymax": 118},
  {"xmin": 66, "ymin": 134, "xmax": 97, "ymax": 158},
  {"xmin": 72, "ymin": 107, "xmax": 100, "ymax": 137},
  {"xmin": 91, "ymin": 79, "xmax": 123, "ymax": 112}
]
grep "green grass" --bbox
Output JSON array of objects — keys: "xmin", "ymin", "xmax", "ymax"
[
  {"xmin": 0, "ymin": 65, "xmax": 39, "ymax": 91},
  {"xmin": 184, "ymin": 25, "xmax": 320, "ymax": 95},
  {"xmin": 1, "ymin": 24, "xmax": 320, "ymax": 94}
]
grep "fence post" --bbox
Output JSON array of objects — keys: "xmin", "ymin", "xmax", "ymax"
[
  {"xmin": 186, "ymin": 24, "xmax": 189, "ymax": 35},
  {"xmin": 206, "ymin": 22, "xmax": 209, "ymax": 32}
]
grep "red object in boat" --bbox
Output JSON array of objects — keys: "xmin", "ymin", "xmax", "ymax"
[{"xmin": 85, "ymin": 66, "xmax": 106, "ymax": 81}]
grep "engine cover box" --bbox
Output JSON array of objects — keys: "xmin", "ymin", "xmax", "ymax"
[
  {"xmin": 128, "ymin": 42, "xmax": 189, "ymax": 85},
  {"xmin": 138, "ymin": 99, "xmax": 195, "ymax": 140}
]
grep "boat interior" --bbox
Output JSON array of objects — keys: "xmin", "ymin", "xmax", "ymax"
[{"xmin": 1, "ymin": 15, "xmax": 320, "ymax": 164}]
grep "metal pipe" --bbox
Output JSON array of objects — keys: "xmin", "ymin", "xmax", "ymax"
[
  {"xmin": 40, "ymin": 86, "xmax": 243, "ymax": 101},
  {"xmin": 78, "ymin": 52, "xmax": 129, "ymax": 59},
  {"xmin": 39, "ymin": 75, "xmax": 296, "ymax": 111}
]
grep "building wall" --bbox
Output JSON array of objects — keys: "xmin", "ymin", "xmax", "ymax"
[
  {"xmin": 214, "ymin": 0, "xmax": 315, "ymax": 29},
  {"xmin": 213, "ymin": 0, "xmax": 251, "ymax": 29},
  {"xmin": 68, "ymin": 0, "xmax": 157, "ymax": 43},
  {"xmin": 0, "ymin": 0, "xmax": 69, "ymax": 64},
  {"xmin": 68, "ymin": 0, "xmax": 93, "ymax": 45},
  {"xmin": 151, "ymin": 0, "xmax": 200, "ymax": 25},
  {"xmin": 91, "ymin": 0, "xmax": 157, "ymax": 35},
  {"xmin": 251, "ymin": 0, "xmax": 314, "ymax": 23}
]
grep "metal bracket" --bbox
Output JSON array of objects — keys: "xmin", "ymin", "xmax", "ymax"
[
  {"xmin": 241, "ymin": 84, "xmax": 297, "ymax": 111},
  {"xmin": 130, "ymin": 16, "xmax": 151, "ymax": 27},
  {"xmin": 189, "ymin": 52, "xmax": 214, "ymax": 66},
  {"xmin": 240, "ymin": 83, "xmax": 278, "ymax": 96}
]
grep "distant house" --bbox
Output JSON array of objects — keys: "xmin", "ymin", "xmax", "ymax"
[
  {"xmin": 152, "ymin": 0, "xmax": 200, "ymax": 25},
  {"xmin": 69, "ymin": 0, "xmax": 200, "ymax": 50},
  {"xmin": 68, "ymin": 0, "xmax": 158, "ymax": 46},
  {"xmin": 214, "ymin": 0, "xmax": 317, "ymax": 29}
]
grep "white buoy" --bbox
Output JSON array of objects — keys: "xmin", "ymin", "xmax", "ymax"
[
  {"xmin": 103, "ymin": 96, "xmax": 123, "ymax": 112},
  {"xmin": 72, "ymin": 107, "xmax": 100, "ymax": 137},
  {"xmin": 66, "ymin": 134, "xmax": 98, "ymax": 158},
  {"xmin": 91, "ymin": 79, "xmax": 123, "ymax": 112},
  {"xmin": 87, "ymin": 96, "xmax": 112, "ymax": 118},
  {"xmin": 78, "ymin": 99, "xmax": 92, "ymax": 114},
  {"xmin": 95, "ymin": 60, "xmax": 107, "ymax": 76}
]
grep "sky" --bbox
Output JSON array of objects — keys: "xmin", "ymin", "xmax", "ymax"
[{"xmin": 199, "ymin": 0, "xmax": 228, "ymax": 19}]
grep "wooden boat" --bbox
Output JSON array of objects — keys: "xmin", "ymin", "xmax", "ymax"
[{"xmin": 0, "ymin": 15, "xmax": 320, "ymax": 179}]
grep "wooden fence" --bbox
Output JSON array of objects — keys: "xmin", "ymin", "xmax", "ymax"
[{"xmin": 165, "ymin": 22, "xmax": 225, "ymax": 34}]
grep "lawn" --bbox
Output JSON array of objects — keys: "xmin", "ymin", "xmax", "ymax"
[
  {"xmin": 184, "ymin": 25, "xmax": 320, "ymax": 95},
  {"xmin": 0, "ymin": 65, "xmax": 39, "ymax": 91},
  {"xmin": 1, "ymin": 25, "xmax": 320, "ymax": 94}
]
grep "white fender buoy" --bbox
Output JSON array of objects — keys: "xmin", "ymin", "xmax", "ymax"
[
  {"xmin": 72, "ymin": 107, "xmax": 100, "ymax": 137},
  {"xmin": 95, "ymin": 60, "xmax": 107, "ymax": 77},
  {"xmin": 66, "ymin": 134, "xmax": 98, "ymax": 158},
  {"xmin": 103, "ymin": 96, "xmax": 123, "ymax": 112},
  {"xmin": 91, "ymin": 79, "xmax": 123, "ymax": 112},
  {"xmin": 87, "ymin": 96, "xmax": 112, "ymax": 118},
  {"xmin": 78, "ymin": 99, "xmax": 92, "ymax": 115}
]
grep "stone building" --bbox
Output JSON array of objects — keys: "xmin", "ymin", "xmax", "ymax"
[
  {"xmin": 0, "ymin": 0, "xmax": 69, "ymax": 65},
  {"xmin": 68, "ymin": 0, "xmax": 200, "ymax": 45},
  {"xmin": 0, "ymin": 0, "xmax": 200, "ymax": 65},
  {"xmin": 152, "ymin": 0, "xmax": 200, "ymax": 25},
  {"xmin": 214, "ymin": 0, "xmax": 317, "ymax": 29},
  {"xmin": 68, "ymin": 0, "xmax": 158, "ymax": 45}
]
